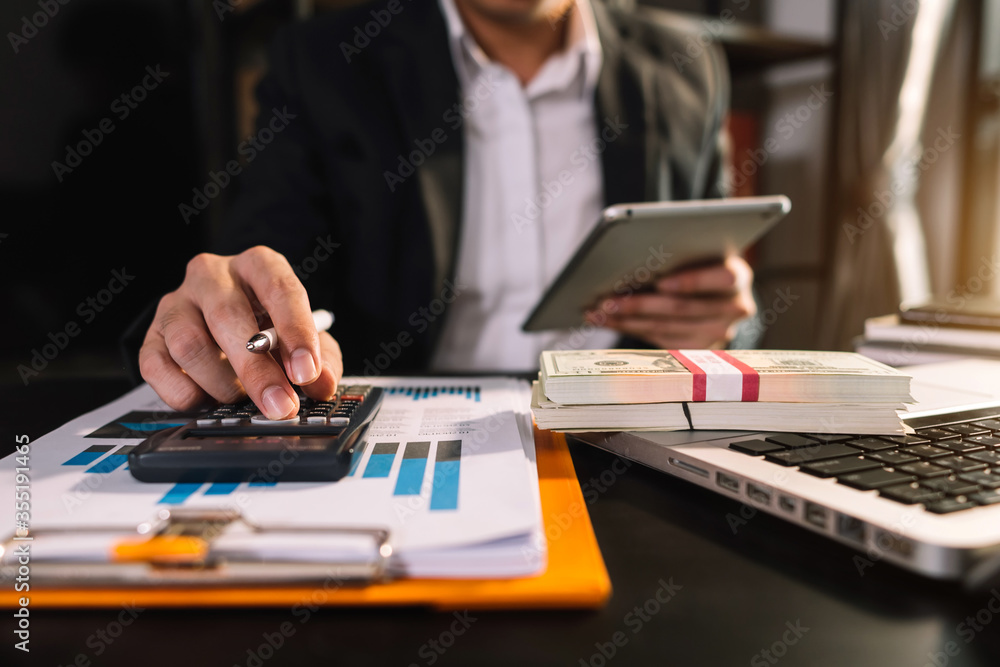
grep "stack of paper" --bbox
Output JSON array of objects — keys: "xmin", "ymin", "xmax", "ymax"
[
  {"xmin": 0, "ymin": 377, "xmax": 544, "ymax": 581},
  {"xmin": 532, "ymin": 350, "xmax": 913, "ymax": 434}
]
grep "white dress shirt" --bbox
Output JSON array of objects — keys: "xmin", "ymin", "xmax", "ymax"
[{"xmin": 431, "ymin": 0, "xmax": 620, "ymax": 372}]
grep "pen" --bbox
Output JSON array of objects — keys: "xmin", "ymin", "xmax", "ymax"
[{"xmin": 246, "ymin": 309, "xmax": 335, "ymax": 354}]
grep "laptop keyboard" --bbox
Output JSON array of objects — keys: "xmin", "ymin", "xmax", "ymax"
[{"xmin": 729, "ymin": 416, "xmax": 1000, "ymax": 514}]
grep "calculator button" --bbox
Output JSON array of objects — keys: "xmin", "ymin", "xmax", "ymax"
[
  {"xmin": 328, "ymin": 417, "xmax": 351, "ymax": 427},
  {"xmin": 250, "ymin": 415, "xmax": 302, "ymax": 425},
  {"xmin": 221, "ymin": 417, "xmax": 248, "ymax": 425},
  {"xmin": 196, "ymin": 417, "xmax": 220, "ymax": 426}
]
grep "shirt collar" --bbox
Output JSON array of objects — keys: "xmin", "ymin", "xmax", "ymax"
[{"xmin": 438, "ymin": 0, "xmax": 602, "ymax": 99}]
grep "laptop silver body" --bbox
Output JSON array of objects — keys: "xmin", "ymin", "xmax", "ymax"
[{"xmin": 571, "ymin": 360, "xmax": 1000, "ymax": 587}]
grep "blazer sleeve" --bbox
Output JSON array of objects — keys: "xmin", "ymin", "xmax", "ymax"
[{"xmin": 213, "ymin": 27, "xmax": 335, "ymax": 264}]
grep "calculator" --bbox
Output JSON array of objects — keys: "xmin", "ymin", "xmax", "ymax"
[{"xmin": 128, "ymin": 385, "xmax": 383, "ymax": 483}]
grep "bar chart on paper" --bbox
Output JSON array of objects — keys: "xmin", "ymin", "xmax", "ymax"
[
  {"xmin": 3, "ymin": 376, "xmax": 543, "ymax": 577},
  {"xmin": 50, "ymin": 381, "xmax": 493, "ymax": 511}
]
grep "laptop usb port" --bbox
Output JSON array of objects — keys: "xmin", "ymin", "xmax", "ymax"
[
  {"xmin": 836, "ymin": 514, "xmax": 866, "ymax": 544},
  {"xmin": 746, "ymin": 483, "xmax": 772, "ymax": 506},
  {"xmin": 716, "ymin": 472, "xmax": 740, "ymax": 494},
  {"xmin": 778, "ymin": 495, "xmax": 798, "ymax": 514},
  {"xmin": 805, "ymin": 503, "xmax": 828, "ymax": 529}
]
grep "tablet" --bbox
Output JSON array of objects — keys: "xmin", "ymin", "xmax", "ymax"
[{"xmin": 521, "ymin": 195, "xmax": 791, "ymax": 331}]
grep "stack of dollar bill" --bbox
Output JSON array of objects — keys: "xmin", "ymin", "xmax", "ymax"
[{"xmin": 531, "ymin": 350, "xmax": 913, "ymax": 434}]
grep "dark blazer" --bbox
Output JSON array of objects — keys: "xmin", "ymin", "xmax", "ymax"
[{"xmin": 213, "ymin": 0, "xmax": 729, "ymax": 375}]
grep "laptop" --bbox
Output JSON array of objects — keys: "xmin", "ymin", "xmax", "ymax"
[{"xmin": 570, "ymin": 359, "xmax": 1000, "ymax": 587}]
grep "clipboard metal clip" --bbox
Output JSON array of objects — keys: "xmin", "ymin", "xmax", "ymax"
[{"xmin": 2, "ymin": 508, "xmax": 393, "ymax": 588}]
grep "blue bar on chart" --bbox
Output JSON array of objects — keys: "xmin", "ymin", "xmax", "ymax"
[
  {"xmin": 363, "ymin": 442, "xmax": 399, "ymax": 478},
  {"xmin": 85, "ymin": 445, "xmax": 135, "ymax": 473},
  {"xmin": 348, "ymin": 441, "xmax": 368, "ymax": 476},
  {"xmin": 158, "ymin": 483, "xmax": 203, "ymax": 505},
  {"xmin": 248, "ymin": 480, "xmax": 277, "ymax": 487},
  {"xmin": 205, "ymin": 482, "xmax": 239, "ymax": 495},
  {"xmin": 394, "ymin": 442, "xmax": 430, "ymax": 496},
  {"xmin": 63, "ymin": 445, "xmax": 115, "ymax": 466},
  {"xmin": 430, "ymin": 440, "xmax": 462, "ymax": 511},
  {"xmin": 384, "ymin": 385, "xmax": 481, "ymax": 402}
]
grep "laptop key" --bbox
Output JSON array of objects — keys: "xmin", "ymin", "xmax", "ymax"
[
  {"xmin": 838, "ymin": 468, "xmax": 917, "ymax": 490},
  {"xmin": 880, "ymin": 434, "xmax": 930, "ymax": 446},
  {"xmin": 901, "ymin": 444, "xmax": 951, "ymax": 459},
  {"xmin": 867, "ymin": 450, "xmax": 920, "ymax": 466},
  {"xmin": 925, "ymin": 498, "xmax": 977, "ymax": 514},
  {"xmin": 963, "ymin": 435, "xmax": 1000, "ymax": 448},
  {"xmin": 959, "ymin": 471, "xmax": 1000, "ymax": 489},
  {"xmin": 845, "ymin": 437, "xmax": 897, "ymax": 452},
  {"xmin": 970, "ymin": 419, "xmax": 1000, "ymax": 431},
  {"xmin": 764, "ymin": 434, "xmax": 820, "ymax": 449},
  {"xmin": 921, "ymin": 477, "xmax": 981, "ymax": 496},
  {"xmin": 879, "ymin": 483, "xmax": 945, "ymax": 505},
  {"xmin": 935, "ymin": 456, "xmax": 988, "ymax": 473},
  {"xmin": 896, "ymin": 461, "xmax": 952, "ymax": 479},
  {"xmin": 969, "ymin": 489, "xmax": 1000, "ymax": 506},
  {"xmin": 936, "ymin": 440, "xmax": 986, "ymax": 455},
  {"xmin": 915, "ymin": 428, "xmax": 961, "ymax": 441},
  {"xmin": 942, "ymin": 423, "xmax": 989, "ymax": 437},
  {"xmin": 799, "ymin": 457, "xmax": 882, "ymax": 478},
  {"xmin": 765, "ymin": 443, "xmax": 865, "ymax": 466},
  {"xmin": 967, "ymin": 450, "xmax": 1000, "ymax": 465},
  {"xmin": 800, "ymin": 433, "xmax": 855, "ymax": 443},
  {"xmin": 729, "ymin": 439, "xmax": 786, "ymax": 455}
]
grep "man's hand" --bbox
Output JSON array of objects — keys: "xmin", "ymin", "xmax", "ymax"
[
  {"xmin": 139, "ymin": 246, "xmax": 343, "ymax": 419},
  {"xmin": 585, "ymin": 255, "xmax": 756, "ymax": 349}
]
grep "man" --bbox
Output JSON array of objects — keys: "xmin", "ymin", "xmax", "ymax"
[{"xmin": 139, "ymin": 0, "xmax": 755, "ymax": 420}]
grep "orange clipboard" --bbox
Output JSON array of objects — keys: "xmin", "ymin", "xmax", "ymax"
[{"xmin": 2, "ymin": 429, "xmax": 611, "ymax": 610}]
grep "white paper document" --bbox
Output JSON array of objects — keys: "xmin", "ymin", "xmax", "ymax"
[{"xmin": 0, "ymin": 377, "xmax": 544, "ymax": 579}]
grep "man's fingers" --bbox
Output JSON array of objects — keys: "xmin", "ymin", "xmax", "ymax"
[
  {"xmin": 605, "ymin": 293, "xmax": 745, "ymax": 320},
  {"xmin": 300, "ymin": 332, "xmax": 343, "ymax": 401},
  {"xmin": 181, "ymin": 254, "xmax": 298, "ymax": 420},
  {"xmin": 159, "ymin": 299, "xmax": 245, "ymax": 404},
  {"xmin": 657, "ymin": 256, "xmax": 751, "ymax": 294},
  {"xmin": 230, "ymin": 246, "xmax": 320, "ymax": 387},
  {"xmin": 607, "ymin": 315, "xmax": 732, "ymax": 349},
  {"xmin": 139, "ymin": 327, "xmax": 212, "ymax": 412}
]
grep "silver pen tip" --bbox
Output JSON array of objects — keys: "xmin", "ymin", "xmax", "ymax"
[{"xmin": 246, "ymin": 334, "xmax": 270, "ymax": 353}]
